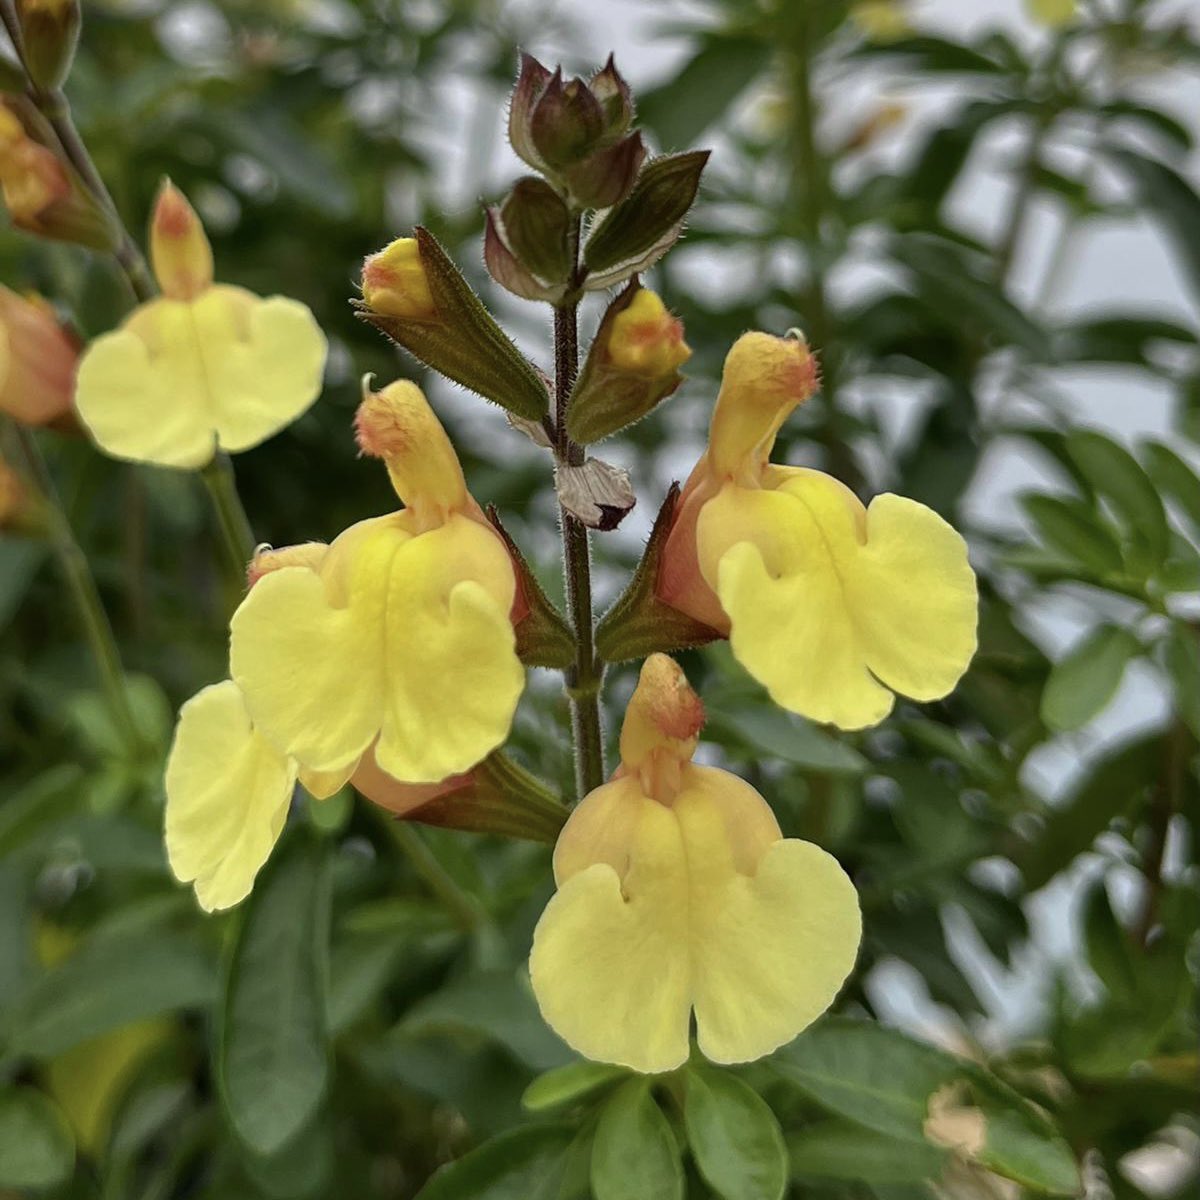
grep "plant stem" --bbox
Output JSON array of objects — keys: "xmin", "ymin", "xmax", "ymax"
[
  {"xmin": 201, "ymin": 455, "xmax": 256, "ymax": 583},
  {"xmin": 367, "ymin": 807, "xmax": 481, "ymax": 933},
  {"xmin": 555, "ymin": 222, "xmax": 605, "ymax": 801},
  {"xmin": 6, "ymin": 421, "xmax": 141, "ymax": 753},
  {"xmin": 788, "ymin": 11, "xmax": 862, "ymax": 493}
]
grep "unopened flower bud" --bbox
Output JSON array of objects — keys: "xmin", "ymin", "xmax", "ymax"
[
  {"xmin": 150, "ymin": 180, "xmax": 214, "ymax": 301},
  {"xmin": 530, "ymin": 69, "xmax": 606, "ymax": 171},
  {"xmin": 708, "ymin": 330, "xmax": 819, "ymax": 481},
  {"xmin": 355, "ymin": 375, "xmax": 468, "ymax": 522},
  {"xmin": 588, "ymin": 54, "xmax": 634, "ymax": 137},
  {"xmin": 562, "ymin": 130, "xmax": 645, "ymax": 210},
  {"xmin": 0, "ymin": 101, "xmax": 68, "ymax": 226},
  {"xmin": 607, "ymin": 289, "xmax": 690, "ymax": 376},
  {"xmin": 16, "ymin": 0, "xmax": 82, "ymax": 91},
  {"xmin": 361, "ymin": 237, "xmax": 437, "ymax": 322},
  {"xmin": 565, "ymin": 285, "xmax": 690, "ymax": 444},
  {"xmin": 0, "ymin": 100, "xmax": 112, "ymax": 248},
  {"xmin": 485, "ymin": 177, "xmax": 572, "ymax": 301},
  {"xmin": 0, "ymin": 285, "xmax": 79, "ymax": 426}
]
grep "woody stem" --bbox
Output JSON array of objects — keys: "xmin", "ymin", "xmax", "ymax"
[{"xmin": 555, "ymin": 222, "xmax": 605, "ymax": 801}]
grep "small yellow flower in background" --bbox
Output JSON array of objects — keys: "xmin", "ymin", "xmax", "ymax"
[
  {"xmin": 361, "ymin": 237, "xmax": 437, "ymax": 321},
  {"xmin": 530, "ymin": 653, "xmax": 861, "ymax": 1074},
  {"xmin": 655, "ymin": 330, "xmax": 978, "ymax": 730},
  {"xmin": 0, "ymin": 286, "xmax": 78, "ymax": 426},
  {"xmin": 0, "ymin": 100, "xmax": 69, "ymax": 231},
  {"xmin": 606, "ymin": 289, "xmax": 691, "ymax": 377},
  {"xmin": 229, "ymin": 377, "xmax": 525, "ymax": 787},
  {"xmin": 73, "ymin": 180, "xmax": 327, "ymax": 468},
  {"xmin": 850, "ymin": 0, "xmax": 912, "ymax": 42},
  {"xmin": 1026, "ymin": 0, "xmax": 1076, "ymax": 29}
]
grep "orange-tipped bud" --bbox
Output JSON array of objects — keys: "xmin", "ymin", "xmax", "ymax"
[
  {"xmin": 617, "ymin": 653, "xmax": 705, "ymax": 802},
  {"xmin": 355, "ymin": 376, "xmax": 467, "ymax": 522},
  {"xmin": 361, "ymin": 238, "xmax": 437, "ymax": 322},
  {"xmin": 0, "ymin": 286, "xmax": 79, "ymax": 426},
  {"xmin": 149, "ymin": 180, "xmax": 214, "ymax": 301},
  {"xmin": 607, "ymin": 289, "xmax": 691, "ymax": 376},
  {"xmin": 708, "ymin": 330, "xmax": 819, "ymax": 481},
  {"xmin": 0, "ymin": 102, "xmax": 70, "ymax": 229}
]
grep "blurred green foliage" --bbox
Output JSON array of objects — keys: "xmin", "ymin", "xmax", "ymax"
[{"xmin": 1, "ymin": 0, "xmax": 1198, "ymax": 1198}]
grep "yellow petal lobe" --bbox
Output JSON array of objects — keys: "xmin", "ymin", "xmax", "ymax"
[
  {"xmin": 164, "ymin": 681, "xmax": 296, "ymax": 912},
  {"xmin": 698, "ymin": 468, "xmax": 977, "ymax": 728},
  {"xmin": 230, "ymin": 512, "xmax": 523, "ymax": 784},
  {"xmin": 74, "ymin": 285, "xmax": 326, "ymax": 468}
]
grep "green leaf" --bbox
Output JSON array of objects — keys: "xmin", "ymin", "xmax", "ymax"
[
  {"xmin": 1018, "ymin": 734, "xmax": 1164, "ymax": 889},
  {"xmin": 219, "ymin": 829, "xmax": 331, "ymax": 1157},
  {"xmin": 1163, "ymin": 624, "xmax": 1200, "ymax": 739},
  {"xmin": 399, "ymin": 968, "xmax": 571, "ymax": 1072},
  {"xmin": 1109, "ymin": 149, "xmax": 1200, "ymax": 307},
  {"xmin": 788, "ymin": 1121, "xmax": 946, "ymax": 1185},
  {"xmin": 853, "ymin": 35, "xmax": 1007, "ymax": 74},
  {"xmin": 415, "ymin": 1125, "xmax": 575, "ymax": 1200},
  {"xmin": 1065, "ymin": 430, "xmax": 1169, "ymax": 564},
  {"xmin": 522, "ymin": 1061, "xmax": 628, "ymax": 1113},
  {"xmin": 638, "ymin": 36, "xmax": 770, "ymax": 148},
  {"xmin": 0, "ymin": 537, "xmax": 46, "ymax": 630},
  {"xmin": 1082, "ymin": 878, "xmax": 1138, "ymax": 1002},
  {"xmin": 1020, "ymin": 494, "xmax": 1124, "ymax": 576},
  {"xmin": 684, "ymin": 1067, "xmax": 787, "ymax": 1200},
  {"xmin": 772, "ymin": 1022, "xmax": 1079, "ymax": 1196},
  {"xmin": 707, "ymin": 705, "xmax": 867, "ymax": 775},
  {"xmin": 0, "ymin": 1088, "xmax": 74, "ymax": 1189},
  {"xmin": 1039, "ymin": 624, "xmax": 1140, "ymax": 731},
  {"xmin": 1142, "ymin": 439, "xmax": 1200, "ymax": 533},
  {"xmin": 591, "ymin": 1079, "xmax": 683, "ymax": 1200},
  {"xmin": 1053, "ymin": 314, "xmax": 1197, "ymax": 366},
  {"xmin": 771, "ymin": 1020, "xmax": 959, "ymax": 1142},
  {"xmin": 4, "ymin": 933, "xmax": 216, "ymax": 1057}
]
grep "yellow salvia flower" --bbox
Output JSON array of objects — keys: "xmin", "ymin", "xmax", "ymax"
[
  {"xmin": 530, "ymin": 654, "xmax": 861, "ymax": 1074},
  {"xmin": 73, "ymin": 180, "xmax": 327, "ymax": 468},
  {"xmin": 606, "ymin": 288, "xmax": 691, "ymax": 377},
  {"xmin": 656, "ymin": 331, "xmax": 978, "ymax": 730},
  {"xmin": 229, "ymin": 377, "xmax": 524, "ymax": 786}
]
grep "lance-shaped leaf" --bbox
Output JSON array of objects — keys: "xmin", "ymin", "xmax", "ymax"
[
  {"xmin": 582, "ymin": 151, "xmax": 710, "ymax": 289},
  {"xmin": 358, "ymin": 227, "xmax": 549, "ymax": 421},
  {"xmin": 596, "ymin": 482, "xmax": 723, "ymax": 661}
]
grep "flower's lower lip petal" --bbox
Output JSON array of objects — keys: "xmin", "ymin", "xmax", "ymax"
[
  {"xmin": 164, "ymin": 680, "xmax": 296, "ymax": 913},
  {"xmin": 849, "ymin": 493, "xmax": 979, "ymax": 701},
  {"xmin": 691, "ymin": 836, "xmax": 861, "ymax": 1065}
]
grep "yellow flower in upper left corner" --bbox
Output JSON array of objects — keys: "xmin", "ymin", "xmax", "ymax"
[{"xmin": 74, "ymin": 180, "xmax": 327, "ymax": 468}]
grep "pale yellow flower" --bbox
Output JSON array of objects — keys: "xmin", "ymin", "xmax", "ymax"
[
  {"xmin": 74, "ymin": 180, "xmax": 326, "ymax": 468},
  {"xmin": 656, "ymin": 331, "xmax": 978, "ymax": 730},
  {"xmin": 530, "ymin": 654, "xmax": 861, "ymax": 1073},
  {"xmin": 229, "ymin": 378, "xmax": 525, "ymax": 786}
]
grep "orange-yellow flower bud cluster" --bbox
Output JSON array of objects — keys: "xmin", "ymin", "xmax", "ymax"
[{"xmin": 0, "ymin": 286, "xmax": 78, "ymax": 427}]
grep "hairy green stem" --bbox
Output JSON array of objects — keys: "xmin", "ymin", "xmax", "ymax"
[
  {"xmin": 555, "ymin": 221, "xmax": 605, "ymax": 801},
  {"xmin": 6, "ymin": 421, "xmax": 141, "ymax": 753},
  {"xmin": 201, "ymin": 455, "xmax": 256, "ymax": 583},
  {"xmin": 367, "ymin": 807, "xmax": 482, "ymax": 933}
]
